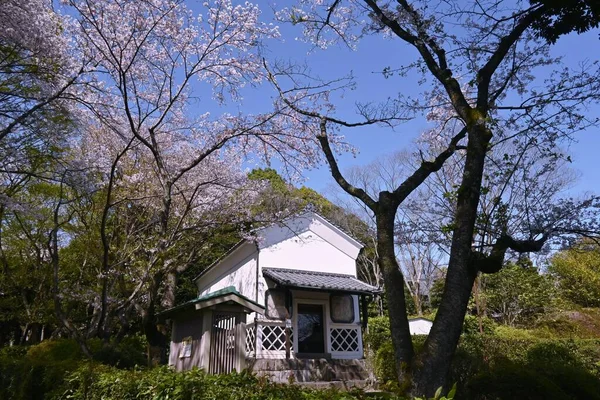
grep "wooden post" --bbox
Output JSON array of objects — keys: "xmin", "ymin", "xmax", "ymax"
[
  {"xmin": 236, "ymin": 313, "xmax": 246, "ymax": 372},
  {"xmin": 285, "ymin": 318, "xmax": 291, "ymax": 359},
  {"xmin": 200, "ymin": 309, "xmax": 213, "ymax": 371},
  {"xmin": 361, "ymin": 295, "xmax": 369, "ymax": 330}
]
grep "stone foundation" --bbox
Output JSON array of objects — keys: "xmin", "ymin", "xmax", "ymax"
[{"xmin": 246, "ymin": 358, "xmax": 369, "ymax": 383}]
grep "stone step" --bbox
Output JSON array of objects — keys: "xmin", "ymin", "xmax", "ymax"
[
  {"xmin": 296, "ymin": 380, "xmax": 371, "ymax": 390},
  {"xmin": 248, "ymin": 358, "xmax": 370, "ymax": 383}
]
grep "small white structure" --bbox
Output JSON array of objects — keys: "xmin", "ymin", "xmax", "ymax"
[
  {"xmin": 163, "ymin": 211, "xmax": 379, "ymax": 379},
  {"xmin": 409, "ymin": 317, "xmax": 433, "ymax": 335}
]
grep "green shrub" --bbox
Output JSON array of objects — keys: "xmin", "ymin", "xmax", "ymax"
[
  {"xmin": 462, "ymin": 315, "xmax": 495, "ymax": 335},
  {"xmin": 26, "ymin": 338, "xmax": 84, "ymax": 362},
  {"xmin": 465, "ymin": 360, "xmax": 572, "ymax": 400},
  {"xmin": 493, "ymin": 324, "xmax": 539, "ymax": 339},
  {"xmin": 374, "ymin": 341, "xmax": 398, "ymax": 390},
  {"xmin": 466, "ymin": 357, "xmax": 600, "ymax": 400},
  {"xmin": 89, "ymin": 335, "xmax": 147, "ymax": 368},
  {"xmin": 64, "ymin": 365, "xmax": 396, "ymax": 400},
  {"xmin": 454, "ymin": 336, "xmax": 600, "ymax": 399},
  {"xmin": 365, "ymin": 316, "xmax": 392, "ymax": 353},
  {"xmin": 0, "ymin": 337, "xmax": 148, "ymax": 399},
  {"xmin": 534, "ymin": 315, "xmax": 582, "ymax": 337}
]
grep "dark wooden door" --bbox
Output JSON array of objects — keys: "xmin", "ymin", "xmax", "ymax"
[{"xmin": 297, "ymin": 303, "xmax": 325, "ymax": 354}]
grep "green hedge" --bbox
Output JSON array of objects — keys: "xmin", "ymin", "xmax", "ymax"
[
  {"xmin": 64, "ymin": 365, "xmax": 393, "ymax": 400},
  {"xmin": 0, "ymin": 337, "xmax": 147, "ymax": 400},
  {"xmin": 363, "ymin": 316, "xmax": 600, "ymax": 399},
  {"xmin": 1, "ymin": 340, "xmax": 396, "ymax": 400},
  {"xmin": 456, "ymin": 335, "xmax": 600, "ymax": 399}
]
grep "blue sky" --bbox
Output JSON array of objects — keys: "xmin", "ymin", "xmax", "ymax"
[
  {"xmin": 192, "ymin": 1, "xmax": 600, "ymax": 199},
  {"xmin": 275, "ymin": 21, "xmax": 600, "ymax": 199}
]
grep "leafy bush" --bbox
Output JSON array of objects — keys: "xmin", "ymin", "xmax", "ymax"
[
  {"xmin": 0, "ymin": 340, "xmax": 86, "ymax": 400},
  {"xmin": 482, "ymin": 262, "xmax": 556, "ymax": 326},
  {"xmin": 365, "ymin": 316, "xmax": 392, "ymax": 353},
  {"xmin": 0, "ymin": 337, "xmax": 147, "ymax": 399},
  {"xmin": 64, "ymin": 365, "xmax": 395, "ymax": 400},
  {"xmin": 465, "ymin": 357, "xmax": 600, "ymax": 400},
  {"xmin": 368, "ymin": 329, "xmax": 600, "ymax": 399},
  {"xmin": 549, "ymin": 242, "xmax": 600, "ymax": 307},
  {"xmin": 374, "ymin": 341, "xmax": 398, "ymax": 391},
  {"xmin": 462, "ymin": 315, "xmax": 495, "ymax": 335},
  {"xmin": 89, "ymin": 335, "xmax": 147, "ymax": 368},
  {"xmin": 465, "ymin": 360, "xmax": 572, "ymax": 400},
  {"xmin": 456, "ymin": 336, "xmax": 600, "ymax": 399}
]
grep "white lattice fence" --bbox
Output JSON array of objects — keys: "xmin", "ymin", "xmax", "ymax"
[
  {"xmin": 256, "ymin": 322, "xmax": 294, "ymax": 354},
  {"xmin": 260, "ymin": 325, "xmax": 285, "ymax": 351},
  {"xmin": 330, "ymin": 327, "xmax": 360, "ymax": 352},
  {"xmin": 245, "ymin": 324, "xmax": 256, "ymax": 355}
]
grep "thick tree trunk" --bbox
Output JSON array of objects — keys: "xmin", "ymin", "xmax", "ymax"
[
  {"xmin": 376, "ymin": 193, "xmax": 414, "ymax": 386},
  {"xmin": 412, "ymin": 127, "xmax": 490, "ymax": 396},
  {"xmin": 143, "ymin": 272, "xmax": 168, "ymax": 366}
]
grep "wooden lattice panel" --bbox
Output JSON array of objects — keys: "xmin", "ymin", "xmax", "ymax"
[{"xmin": 330, "ymin": 327, "xmax": 359, "ymax": 352}]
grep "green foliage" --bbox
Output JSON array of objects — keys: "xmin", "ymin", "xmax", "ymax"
[
  {"xmin": 374, "ymin": 341, "xmax": 399, "ymax": 391},
  {"xmin": 248, "ymin": 168, "xmax": 289, "ymax": 193},
  {"xmin": 455, "ymin": 335, "xmax": 600, "ymax": 399},
  {"xmin": 365, "ymin": 316, "xmax": 392, "ymax": 353},
  {"xmin": 0, "ymin": 341, "xmax": 84, "ymax": 400},
  {"xmin": 428, "ymin": 277, "xmax": 445, "ymax": 309},
  {"xmin": 0, "ymin": 337, "xmax": 147, "ymax": 399},
  {"xmin": 175, "ymin": 226, "xmax": 242, "ymax": 305},
  {"xmin": 549, "ymin": 242, "xmax": 600, "ymax": 307},
  {"xmin": 530, "ymin": 0, "xmax": 600, "ymax": 43},
  {"xmin": 414, "ymin": 383, "xmax": 457, "ymax": 400},
  {"xmin": 364, "ymin": 317, "xmax": 428, "ymax": 393},
  {"xmin": 64, "ymin": 365, "xmax": 393, "ymax": 400},
  {"xmin": 462, "ymin": 315, "xmax": 495, "ymax": 335},
  {"xmin": 482, "ymin": 262, "xmax": 556, "ymax": 325},
  {"xmin": 365, "ymin": 319, "xmax": 600, "ymax": 400},
  {"xmin": 89, "ymin": 336, "xmax": 147, "ymax": 368}
]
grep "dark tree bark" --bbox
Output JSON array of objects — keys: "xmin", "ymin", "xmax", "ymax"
[
  {"xmin": 143, "ymin": 271, "xmax": 169, "ymax": 366},
  {"xmin": 376, "ymin": 194, "xmax": 414, "ymax": 380},
  {"xmin": 269, "ymin": 0, "xmax": 599, "ymax": 395},
  {"xmin": 412, "ymin": 125, "xmax": 491, "ymax": 394}
]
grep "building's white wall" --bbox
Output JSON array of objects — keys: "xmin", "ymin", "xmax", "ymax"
[
  {"xmin": 196, "ymin": 242, "xmax": 258, "ymax": 301},
  {"xmin": 194, "ymin": 212, "xmax": 364, "ymax": 329},
  {"xmin": 257, "ymin": 213, "xmax": 362, "ymax": 262},
  {"xmin": 256, "ymin": 229, "xmax": 357, "ymax": 307},
  {"xmin": 260, "ymin": 230, "xmax": 357, "ymax": 275},
  {"xmin": 409, "ymin": 319, "xmax": 433, "ymax": 335}
]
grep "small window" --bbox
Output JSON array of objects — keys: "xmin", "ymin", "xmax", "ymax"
[
  {"xmin": 180, "ymin": 336, "xmax": 192, "ymax": 358},
  {"xmin": 265, "ymin": 289, "xmax": 288, "ymax": 320},
  {"xmin": 330, "ymin": 294, "xmax": 354, "ymax": 323}
]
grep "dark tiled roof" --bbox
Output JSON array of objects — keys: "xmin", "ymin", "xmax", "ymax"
[{"xmin": 263, "ymin": 267, "xmax": 380, "ymax": 294}]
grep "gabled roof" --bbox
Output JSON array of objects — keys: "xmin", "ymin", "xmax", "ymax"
[
  {"xmin": 263, "ymin": 267, "xmax": 380, "ymax": 295},
  {"xmin": 255, "ymin": 210, "xmax": 364, "ymax": 249},
  {"xmin": 159, "ymin": 286, "xmax": 264, "ymax": 318},
  {"xmin": 193, "ymin": 211, "xmax": 364, "ymax": 283}
]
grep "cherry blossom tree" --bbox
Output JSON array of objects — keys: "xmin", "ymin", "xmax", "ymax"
[
  {"xmin": 47, "ymin": 0, "xmax": 329, "ymax": 363},
  {"xmin": 269, "ymin": 0, "xmax": 600, "ymax": 395}
]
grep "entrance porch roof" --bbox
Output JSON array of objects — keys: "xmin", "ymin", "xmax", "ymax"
[
  {"xmin": 159, "ymin": 286, "xmax": 265, "ymax": 318},
  {"xmin": 263, "ymin": 268, "xmax": 380, "ymax": 295}
]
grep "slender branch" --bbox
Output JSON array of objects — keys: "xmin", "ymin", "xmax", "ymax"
[{"xmin": 316, "ymin": 119, "xmax": 378, "ymax": 211}]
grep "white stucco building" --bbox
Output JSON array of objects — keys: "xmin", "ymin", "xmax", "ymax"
[{"xmin": 162, "ymin": 211, "xmax": 379, "ymax": 381}]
